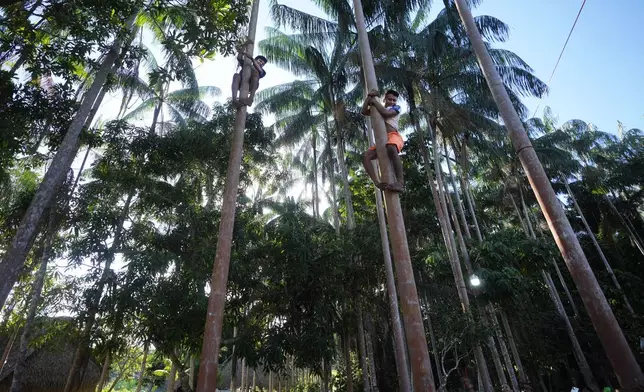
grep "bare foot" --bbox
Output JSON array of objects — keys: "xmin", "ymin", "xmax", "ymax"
[
  {"xmin": 232, "ymin": 99, "xmax": 243, "ymax": 108},
  {"xmin": 375, "ymin": 182, "xmax": 387, "ymax": 191},
  {"xmin": 386, "ymin": 182, "xmax": 404, "ymax": 193},
  {"xmin": 367, "ymin": 89, "xmax": 379, "ymax": 97},
  {"xmin": 239, "ymin": 97, "xmax": 253, "ymax": 106}
]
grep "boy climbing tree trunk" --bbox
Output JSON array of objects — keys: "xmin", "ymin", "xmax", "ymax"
[{"xmin": 351, "ymin": 0, "xmax": 435, "ymax": 390}]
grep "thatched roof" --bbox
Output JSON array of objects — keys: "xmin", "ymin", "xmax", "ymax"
[{"xmin": 0, "ymin": 319, "xmax": 101, "ymax": 392}]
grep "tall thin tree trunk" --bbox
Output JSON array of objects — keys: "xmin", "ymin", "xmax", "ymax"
[
  {"xmin": 9, "ymin": 210, "xmax": 56, "ymax": 392},
  {"xmin": 96, "ymin": 353, "xmax": 111, "ymax": 392},
  {"xmin": 269, "ymin": 370, "xmax": 273, "ymax": 392},
  {"xmin": 445, "ymin": 141, "xmax": 471, "ymax": 239},
  {"xmin": 64, "ymin": 189, "xmax": 134, "ymax": 392},
  {"xmin": 312, "ymin": 131, "xmax": 320, "ymax": 219},
  {"xmin": 606, "ymin": 194, "xmax": 644, "ymax": 256},
  {"xmin": 480, "ymin": 309, "xmax": 509, "ymax": 392},
  {"xmin": 499, "ymin": 311, "xmax": 528, "ymax": 386},
  {"xmin": 149, "ymin": 101, "xmax": 162, "ymax": 135},
  {"xmin": 252, "ymin": 369, "xmax": 256, "ymax": 392},
  {"xmin": 230, "ymin": 326, "xmax": 238, "ymax": 392},
  {"xmin": 488, "ymin": 306, "xmax": 519, "ymax": 392},
  {"xmin": 563, "ymin": 179, "xmax": 634, "ymax": 314},
  {"xmin": 195, "ymin": 0, "xmax": 261, "ymax": 389},
  {"xmin": 543, "ymin": 271, "xmax": 599, "ymax": 392},
  {"xmin": 0, "ymin": 11, "xmax": 138, "ymax": 310},
  {"xmin": 551, "ymin": 258, "xmax": 580, "ymax": 318},
  {"xmin": 424, "ymin": 300, "xmax": 444, "ymax": 387},
  {"xmin": 518, "ymin": 185, "xmax": 536, "ymax": 239},
  {"xmin": 365, "ymin": 328, "xmax": 379, "ymax": 392},
  {"xmin": 189, "ymin": 356, "xmax": 195, "ymax": 391},
  {"xmin": 343, "ymin": 328, "xmax": 354, "ymax": 392},
  {"xmin": 324, "ymin": 123, "xmax": 341, "ymax": 233},
  {"xmin": 453, "ymin": 1, "xmax": 643, "ymax": 387},
  {"xmin": 365, "ymin": 115, "xmax": 411, "ymax": 392},
  {"xmin": 135, "ymin": 341, "xmax": 149, "ymax": 392},
  {"xmin": 357, "ymin": 311, "xmax": 372, "ymax": 392},
  {"xmin": 455, "ymin": 140, "xmax": 483, "ymax": 242},
  {"xmin": 351, "ymin": 4, "xmax": 434, "ymax": 390}
]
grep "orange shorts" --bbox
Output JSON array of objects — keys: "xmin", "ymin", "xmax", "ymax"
[{"xmin": 369, "ymin": 131, "xmax": 403, "ymax": 153}]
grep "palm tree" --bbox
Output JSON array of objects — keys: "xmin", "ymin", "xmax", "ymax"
[{"xmin": 452, "ymin": 0, "xmax": 644, "ymax": 389}]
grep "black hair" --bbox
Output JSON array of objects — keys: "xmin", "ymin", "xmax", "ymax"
[
  {"xmin": 255, "ymin": 55, "xmax": 268, "ymax": 63},
  {"xmin": 385, "ymin": 89, "xmax": 399, "ymax": 97}
]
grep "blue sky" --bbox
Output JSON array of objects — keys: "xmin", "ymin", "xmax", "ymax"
[{"xmin": 191, "ymin": 0, "xmax": 644, "ymax": 136}]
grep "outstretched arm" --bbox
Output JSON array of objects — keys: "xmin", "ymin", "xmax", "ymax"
[{"xmin": 370, "ymin": 98, "xmax": 398, "ymax": 118}]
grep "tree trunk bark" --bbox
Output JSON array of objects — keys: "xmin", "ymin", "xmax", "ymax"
[
  {"xmin": 195, "ymin": 0, "xmax": 261, "ymax": 389},
  {"xmin": 343, "ymin": 329, "xmax": 354, "ymax": 392},
  {"xmin": 135, "ymin": 341, "xmax": 149, "ymax": 392},
  {"xmin": 499, "ymin": 310, "xmax": 528, "ymax": 386},
  {"xmin": 324, "ymin": 122, "xmax": 341, "ymax": 233},
  {"xmin": 481, "ymin": 310, "xmax": 510, "ymax": 392},
  {"xmin": 149, "ymin": 101, "xmax": 162, "ymax": 135},
  {"xmin": 563, "ymin": 179, "xmax": 634, "ymax": 314},
  {"xmin": 357, "ymin": 311, "xmax": 372, "ymax": 392},
  {"xmin": 453, "ymin": 1, "xmax": 643, "ymax": 388},
  {"xmin": 9, "ymin": 210, "xmax": 55, "ymax": 392},
  {"xmin": 488, "ymin": 306, "xmax": 519, "ymax": 392},
  {"xmin": 351, "ymin": 4, "xmax": 434, "ymax": 390},
  {"xmin": 0, "ymin": 13, "xmax": 137, "ymax": 308},
  {"xmin": 64, "ymin": 189, "xmax": 134, "ymax": 392},
  {"xmin": 365, "ymin": 114, "xmax": 411, "ymax": 392},
  {"xmin": 252, "ymin": 369, "xmax": 256, "ymax": 392},
  {"xmin": 96, "ymin": 353, "xmax": 111, "ymax": 392},
  {"xmin": 423, "ymin": 298, "xmax": 444, "ymax": 387},
  {"xmin": 445, "ymin": 141, "xmax": 471, "ymax": 239},
  {"xmin": 542, "ymin": 271, "xmax": 599, "ymax": 392},
  {"xmin": 455, "ymin": 140, "xmax": 484, "ymax": 242},
  {"xmin": 269, "ymin": 370, "xmax": 273, "ymax": 392},
  {"xmin": 312, "ymin": 130, "xmax": 320, "ymax": 219},
  {"xmin": 605, "ymin": 194, "xmax": 644, "ymax": 256},
  {"xmin": 551, "ymin": 258, "xmax": 580, "ymax": 318},
  {"xmin": 365, "ymin": 329, "xmax": 379, "ymax": 392},
  {"xmin": 168, "ymin": 361, "xmax": 178, "ymax": 392},
  {"xmin": 230, "ymin": 326, "xmax": 238, "ymax": 392}
]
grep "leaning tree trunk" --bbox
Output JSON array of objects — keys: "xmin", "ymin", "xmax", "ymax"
[
  {"xmin": 563, "ymin": 178, "xmax": 634, "ymax": 314},
  {"xmin": 168, "ymin": 361, "xmax": 178, "ymax": 392},
  {"xmin": 445, "ymin": 141, "xmax": 471, "ymax": 239},
  {"xmin": 0, "ymin": 11, "xmax": 138, "ymax": 310},
  {"xmin": 499, "ymin": 311, "xmax": 528, "ymax": 386},
  {"xmin": 195, "ymin": 0, "xmax": 261, "ymax": 389},
  {"xmin": 9, "ymin": 210, "xmax": 56, "ymax": 392},
  {"xmin": 453, "ymin": 1, "xmax": 643, "ymax": 388},
  {"xmin": 542, "ymin": 271, "xmax": 599, "ymax": 392},
  {"xmin": 454, "ymin": 139, "xmax": 483, "ymax": 242},
  {"xmin": 488, "ymin": 305, "xmax": 519, "ymax": 392},
  {"xmin": 324, "ymin": 121, "xmax": 341, "ymax": 233},
  {"xmin": 351, "ymin": 3, "xmax": 434, "ymax": 390},
  {"xmin": 605, "ymin": 194, "xmax": 644, "ymax": 256},
  {"xmin": 134, "ymin": 341, "xmax": 150, "ymax": 392}
]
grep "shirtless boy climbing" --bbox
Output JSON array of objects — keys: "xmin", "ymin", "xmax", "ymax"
[
  {"xmin": 361, "ymin": 89, "xmax": 405, "ymax": 192},
  {"xmin": 231, "ymin": 43, "xmax": 267, "ymax": 107}
]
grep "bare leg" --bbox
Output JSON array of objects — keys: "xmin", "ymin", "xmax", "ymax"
[
  {"xmin": 362, "ymin": 149, "xmax": 386, "ymax": 190},
  {"xmin": 386, "ymin": 144, "xmax": 404, "ymax": 192},
  {"xmin": 240, "ymin": 73, "xmax": 260, "ymax": 106},
  {"xmin": 231, "ymin": 72, "xmax": 242, "ymax": 107}
]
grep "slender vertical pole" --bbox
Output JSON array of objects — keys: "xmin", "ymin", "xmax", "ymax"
[
  {"xmin": 196, "ymin": 0, "xmax": 261, "ymax": 390},
  {"xmin": 351, "ymin": 1, "xmax": 434, "ymax": 390},
  {"xmin": 452, "ymin": 1, "xmax": 644, "ymax": 388},
  {"xmin": 365, "ymin": 117, "xmax": 412, "ymax": 392}
]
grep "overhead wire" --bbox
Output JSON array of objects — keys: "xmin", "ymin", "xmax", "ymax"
[{"xmin": 530, "ymin": 0, "xmax": 588, "ymax": 119}]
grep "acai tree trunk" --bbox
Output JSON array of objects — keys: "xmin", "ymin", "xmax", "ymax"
[{"xmin": 453, "ymin": 1, "xmax": 643, "ymax": 387}]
